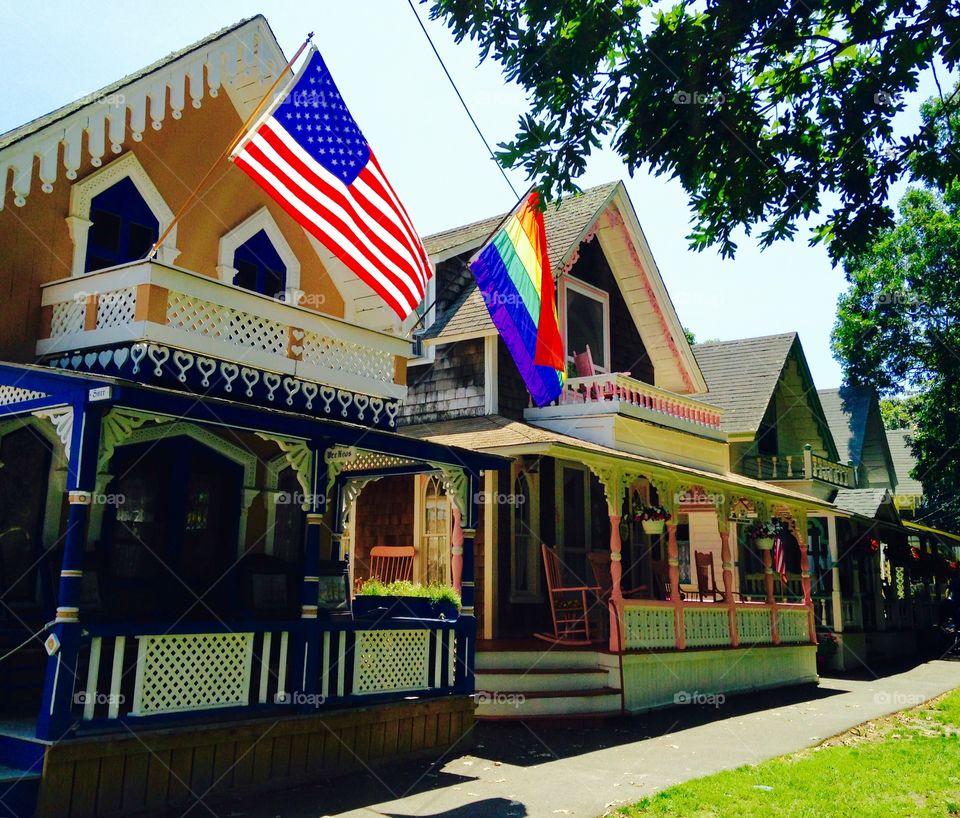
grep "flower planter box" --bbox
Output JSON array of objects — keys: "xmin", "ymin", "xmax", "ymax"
[{"xmin": 352, "ymin": 595, "xmax": 459, "ymax": 622}]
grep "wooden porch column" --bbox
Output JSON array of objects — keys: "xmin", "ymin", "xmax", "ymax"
[
  {"xmin": 451, "ymin": 504, "xmax": 464, "ymax": 597},
  {"xmin": 667, "ymin": 523, "xmax": 686, "ymax": 650},
  {"xmin": 795, "ymin": 512, "xmax": 818, "ymax": 644},
  {"xmin": 719, "ymin": 526, "xmax": 739, "ymax": 647},
  {"xmin": 763, "ymin": 546, "xmax": 781, "ymax": 645},
  {"xmin": 459, "ymin": 470, "xmax": 481, "ymax": 616},
  {"xmin": 37, "ymin": 401, "xmax": 103, "ymax": 741},
  {"xmin": 301, "ymin": 443, "xmax": 329, "ymax": 621}
]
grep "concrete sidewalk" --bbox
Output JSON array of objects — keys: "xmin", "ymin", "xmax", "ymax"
[{"xmin": 210, "ymin": 658, "xmax": 960, "ymax": 818}]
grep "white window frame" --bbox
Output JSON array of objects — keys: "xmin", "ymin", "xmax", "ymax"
[
  {"xmin": 509, "ymin": 464, "xmax": 541, "ymax": 603},
  {"xmin": 66, "ymin": 152, "xmax": 179, "ymax": 276},
  {"xmin": 413, "ymin": 473, "xmax": 451, "ymax": 584},
  {"xmin": 217, "ymin": 206, "xmax": 302, "ymax": 301},
  {"xmin": 559, "ymin": 275, "xmax": 611, "ymax": 373}
]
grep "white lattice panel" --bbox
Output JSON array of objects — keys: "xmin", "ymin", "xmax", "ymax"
[
  {"xmin": 132, "ymin": 632, "xmax": 253, "ymax": 715},
  {"xmin": 96, "ymin": 288, "xmax": 137, "ymax": 329},
  {"xmin": 353, "ymin": 629, "xmax": 429, "ymax": 694},
  {"xmin": 777, "ymin": 609, "xmax": 810, "ymax": 643},
  {"xmin": 0, "ymin": 385, "xmax": 47, "ymax": 406},
  {"xmin": 229, "ymin": 310, "xmax": 286, "ymax": 355},
  {"xmin": 50, "ymin": 300, "xmax": 86, "ymax": 336},
  {"xmin": 624, "ymin": 605, "xmax": 676, "ymax": 650},
  {"xmin": 684, "ymin": 607, "xmax": 730, "ymax": 647},
  {"xmin": 301, "ymin": 331, "xmax": 394, "ymax": 383},
  {"xmin": 736, "ymin": 607, "xmax": 773, "ymax": 644},
  {"xmin": 166, "ymin": 293, "xmax": 228, "ymax": 338}
]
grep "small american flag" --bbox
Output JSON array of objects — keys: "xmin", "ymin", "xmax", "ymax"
[
  {"xmin": 773, "ymin": 535, "xmax": 789, "ymax": 586},
  {"xmin": 232, "ymin": 48, "xmax": 432, "ymax": 319}
]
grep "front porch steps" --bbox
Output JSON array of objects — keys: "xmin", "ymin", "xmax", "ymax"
[{"xmin": 475, "ymin": 647, "xmax": 622, "ymax": 719}]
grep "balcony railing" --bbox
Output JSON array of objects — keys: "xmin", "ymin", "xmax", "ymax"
[
  {"xmin": 742, "ymin": 447, "xmax": 856, "ymax": 488},
  {"xmin": 526, "ymin": 372, "xmax": 724, "ymax": 436},
  {"xmin": 37, "ymin": 260, "xmax": 410, "ymax": 402}
]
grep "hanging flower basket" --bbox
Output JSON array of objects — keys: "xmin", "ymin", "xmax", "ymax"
[
  {"xmin": 642, "ymin": 519, "xmax": 666, "ymax": 535},
  {"xmin": 746, "ymin": 519, "xmax": 785, "ymax": 551}
]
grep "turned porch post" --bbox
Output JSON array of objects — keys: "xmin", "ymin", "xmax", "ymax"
[
  {"xmin": 667, "ymin": 522, "xmax": 686, "ymax": 650},
  {"xmin": 459, "ymin": 470, "xmax": 481, "ymax": 615},
  {"xmin": 37, "ymin": 400, "xmax": 103, "ymax": 740},
  {"xmin": 719, "ymin": 523, "xmax": 739, "ymax": 647},
  {"xmin": 794, "ymin": 511, "xmax": 818, "ymax": 644},
  {"xmin": 763, "ymin": 547, "xmax": 781, "ymax": 645},
  {"xmin": 301, "ymin": 441, "xmax": 329, "ymax": 621},
  {"xmin": 451, "ymin": 504, "xmax": 464, "ymax": 597}
]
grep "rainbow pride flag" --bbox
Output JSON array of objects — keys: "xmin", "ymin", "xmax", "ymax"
[{"xmin": 470, "ymin": 192, "xmax": 565, "ymax": 407}]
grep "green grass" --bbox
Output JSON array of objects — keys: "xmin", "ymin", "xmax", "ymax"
[{"xmin": 620, "ymin": 690, "xmax": 960, "ymax": 818}]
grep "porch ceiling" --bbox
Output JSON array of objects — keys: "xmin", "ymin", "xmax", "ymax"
[{"xmin": 402, "ymin": 414, "xmax": 839, "ymax": 511}]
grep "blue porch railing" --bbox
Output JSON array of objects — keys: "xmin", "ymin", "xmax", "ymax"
[{"xmin": 65, "ymin": 616, "xmax": 474, "ymax": 731}]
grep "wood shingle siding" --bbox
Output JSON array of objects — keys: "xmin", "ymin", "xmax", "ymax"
[{"xmin": 398, "ymin": 339, "xmax": 486, "ymax": 425}]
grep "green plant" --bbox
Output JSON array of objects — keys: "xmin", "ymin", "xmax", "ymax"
[
  {"xmin": 816, "ymin": 630, "xmax": 839, "ymax": 658},
  {"xmin": 356, "ymin": 578, "xmax": 461, "ymax": 609}
]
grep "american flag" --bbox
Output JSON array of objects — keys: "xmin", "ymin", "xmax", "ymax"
[
  {"xmin": 773, "ymin": 535, "xmax": 789, "ymax": 586},
  {"xmin": 232, "ymin": 48, "xmax": 432, "ymax": 319}
]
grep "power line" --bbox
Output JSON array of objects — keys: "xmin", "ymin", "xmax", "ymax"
[{"xmin": 406, "ymin": 0, "xmax": 519, "ymax": 199}]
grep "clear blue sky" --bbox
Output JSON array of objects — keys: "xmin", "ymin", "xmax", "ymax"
[{"xmin": 0, "ymin": 1, "xmax": 941, "ymax": 389}]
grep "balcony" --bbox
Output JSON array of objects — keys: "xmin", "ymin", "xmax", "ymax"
[
  {"xmin": 741, "ymin": 446, "xmax": 856, "ymax": 489},
  {"xmin": 525, "ymin": 372, "xmax": 725, "ymax": 441},
  {"xmin": 36, "ymin": 260, "xmax": 411, "ymax": 426}
]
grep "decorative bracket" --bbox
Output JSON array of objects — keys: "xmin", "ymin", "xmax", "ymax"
[
  {"xmin": 97, "ymin": 408, "xmax": 174, "ymax": 472},
  {"xmin": 430, "ymin": 463, "xmax": 469, "ymax": 517},
  {"xmin": 34, "ymin": 407, "xmax": 74, "ymax": 460},
  {"xmin": 256, "ymin": 433, "xmax": 314, "ymax": 508}
]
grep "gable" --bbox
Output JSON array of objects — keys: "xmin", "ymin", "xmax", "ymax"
[
  {"xmin": 422, "ymin": 181, "xmax": 707, "ymax": 394},
  {"xmin": 694, "ymin": 334, "xmax": 836, "ymax": 458},
  {"xmin": 819, "ymin": 387, "xmax": 897, "ymax": 489},
  {"xmin": 0, "ymin": 17, "xmax": 286, "ymax": 209}
]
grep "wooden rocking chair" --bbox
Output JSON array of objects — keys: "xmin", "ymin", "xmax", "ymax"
[
  {"xmin": 357, "ymin": 545, "xmax": 416, "ymax": 591},
  {"xmin": 588, "ymin": 551, "xmax": 648, "ymax": 599},
  {"xmin": 651, "ymin": 559, "xmax": 685, "ymax": 602},
  {"xmin": 535, "ymin": 544, "xmax": 602, "ymax": 645},
  {"xmin": 693, "ymin": 551, "xmax": 725, "ymax": 602}
]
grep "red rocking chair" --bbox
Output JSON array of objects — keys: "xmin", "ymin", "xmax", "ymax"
[
  {"xmin": 572, "ymin": 345, "xmax": 631, "ymax": 402},
  {"xmin": 356, "ymin": 545, "xmax": 416, "ymax": 591},
  {"xmin": 536, "ymin": 544, "xmax": 602, "ymax": 645}
]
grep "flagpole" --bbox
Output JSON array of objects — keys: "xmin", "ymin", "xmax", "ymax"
[
  {"xmin": 404, "ymin": 184, "xmax": 538, "ymax": 339},
  {"xmin": 147, "ymin": 32, "xmax": 315, "ymax": 261}
]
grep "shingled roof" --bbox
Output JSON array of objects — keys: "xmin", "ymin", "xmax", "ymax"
[
  {"xmin": 886, "ymin": 429, "xmax": 924, "ymax": 497},
  {"xmin": 833, "ymin": 488, "xmax": 893, "ymax": 518},
  {"xmin": 691, "ymin": 333, "xmax": 798, "ymax": 434},
  {"xmin": 818, "ymin": 386, "xmax": 873, "ymax": 466},
  {"xmin": 421, "ymin": 182, "xmax": 620, "ymax": 341}
]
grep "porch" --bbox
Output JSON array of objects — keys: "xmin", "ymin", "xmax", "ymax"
[{"xmin": 0, "ymin": 362, "xmax": 501, "ymax": 816}]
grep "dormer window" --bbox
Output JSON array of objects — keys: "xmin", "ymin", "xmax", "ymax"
[
  {"xmin": 218, "ymin": 207, "xmax": 301, "ymax": 302},
  {"xmin": 84, "ymin": 176, "xmax": 159, "ymax": 273},
  {"xmin": 232, "ymin": 229, "xmax": 287, "ymax": 298},
  {"xmin": 562, "ymin": 276, "xmax": 610, "ymax": 376}
]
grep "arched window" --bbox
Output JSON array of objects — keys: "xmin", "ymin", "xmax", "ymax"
[
  {"xmin": 84, "ymin": 176, "xmax": 159, "ymax": 272},
  {"xmin": 232, "ymin": 229, "xmax": 287, "ymax": 297},
  {"xmin": 511, "ymin": 471, "xmax": 539, "ymax": 598},
  {"xmin": 420, "ymin": 475, "xmax": 449, "ymax": 584}
]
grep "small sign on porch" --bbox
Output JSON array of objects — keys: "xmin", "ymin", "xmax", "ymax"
[
  {"xmin": 325, "ymin": 446, "xmax": 357, "ymax": 466},
  {"xmin": 88, "ymin": 386, "xmax": 113, "ymax": 402}
]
